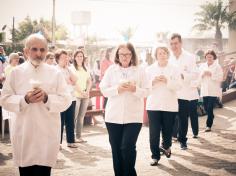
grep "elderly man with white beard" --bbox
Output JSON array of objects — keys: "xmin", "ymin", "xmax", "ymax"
[{"xmin": 1, "ymin": 33, "xmax": 72, "ymax": 176}]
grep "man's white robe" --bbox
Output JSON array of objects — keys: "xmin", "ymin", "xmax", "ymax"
[{"xmin": 1, "ymin": 62, "xmax": 71, "ymax": 167}]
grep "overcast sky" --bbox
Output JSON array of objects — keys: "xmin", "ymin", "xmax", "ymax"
[{"xmin": 1, "ymin": 0, "xmax": 229, "ymax": 43}]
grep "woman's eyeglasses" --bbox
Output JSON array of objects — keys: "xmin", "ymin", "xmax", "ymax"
[{"xmin": 118, "ymin": 53, "xmax": 132, "ymax": 58}]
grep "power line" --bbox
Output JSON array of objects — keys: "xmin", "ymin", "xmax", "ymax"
[{"xmin": 87, "ymin": 0, "xmax": 221, "ymax": 7}]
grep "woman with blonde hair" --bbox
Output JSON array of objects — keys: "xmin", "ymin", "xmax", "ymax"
[
  {"xmin": 4, "ymin": 53, "xmax": 19, "ymax": 76},
  {"xmin": 146, "ymin": 46, "xmax": 181, "ymax": 166},
  {"xmin": 2, "ymin": 52, "xmax": 20, "ymax": 142}
]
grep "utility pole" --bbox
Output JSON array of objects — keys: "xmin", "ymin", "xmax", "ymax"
[
  {"xmin": 12, "ymin": 16, "xmax": 15, "ymax": 51},
  {"xmin": 228, "ymin": 0, "xmax": 236, "ymax": 53},
  {"xmin": 52, "ymin": 0, "xmax": 56, "ymax": 47}
]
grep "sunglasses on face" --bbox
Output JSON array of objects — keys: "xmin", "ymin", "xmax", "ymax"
[{"xmin": 30, "ymin": 47, "xmax": 46, "ymax": 52}]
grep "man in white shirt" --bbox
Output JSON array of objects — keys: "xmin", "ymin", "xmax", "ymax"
[
  {"xmin": 1, "ymin": 34, "xmax": 71, "ymax": 176},
  {"xmin": 169, "ymin": 33, "xmax": 199, "ymax": 150}
]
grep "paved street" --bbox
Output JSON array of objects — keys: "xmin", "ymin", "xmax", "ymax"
[{"xmin": 1, "ymin": 100, "xmax": 236, "ymax": 176}]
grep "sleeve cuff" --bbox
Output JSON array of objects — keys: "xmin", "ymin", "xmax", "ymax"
[
  {"xmin": 44, "ymin": 95, "xmax": 51, "ymax": 110},
  {"xmin": 20, "ymin": 96, "xmax": 30, "ymax": 111}
]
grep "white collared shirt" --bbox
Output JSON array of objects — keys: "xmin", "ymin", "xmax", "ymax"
[
  {"xmin": 99, "ymin": 64, "xmax": 148, "ymax": 124},
  {"xmin": 169, "ymin": 49, "xmax": 199, "ymax": 100},
  {"xmin": 146, "ymin": 62, "xmax": 182, "ymax": 112},
  {"xmin": 199, "ymin": 61, "xmax": 223, "ymax": 97}
]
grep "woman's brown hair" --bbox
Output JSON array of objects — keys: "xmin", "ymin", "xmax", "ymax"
[
  {"xmin": 114, "ymin": 43, "xmax": 138, "ymax": 67},
  {"xmin": 54, "ymin": 49, "xmax": 67, "ymax": 63},
  {"xmin": 73, "ymin": 50, "xmax": 87, "ymax": 71},
  {"xmin": 205, "ymin": 49, "xmax": 217, "ymax": 60}
]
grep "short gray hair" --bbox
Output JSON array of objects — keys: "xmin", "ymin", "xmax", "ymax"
[{"xmin": 25, "ymin": 33, "xmax": 47, "ymax": 49}]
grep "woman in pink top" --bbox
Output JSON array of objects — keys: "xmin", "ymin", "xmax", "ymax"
[
  {"xmin": 100, "ymin": 47, "xmax": 113, "ymax": 109},
  {"xmin": 100, "ymin": 47, "xmax": 113, "ymax": 80}
]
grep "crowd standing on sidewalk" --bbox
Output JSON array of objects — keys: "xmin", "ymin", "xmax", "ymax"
[{"xmin": 0, "ymin": 32, "xmax": 229, "ymax": 176}]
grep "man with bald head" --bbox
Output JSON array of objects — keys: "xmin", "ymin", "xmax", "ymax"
[{"xmin": 1, "ymin": 33, "xmax": 72, "ymax": 176}]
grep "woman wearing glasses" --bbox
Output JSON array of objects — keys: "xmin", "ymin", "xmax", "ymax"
[{"xmin": 99, "ymin": 43, "xmax": 148, "ymax": 176}]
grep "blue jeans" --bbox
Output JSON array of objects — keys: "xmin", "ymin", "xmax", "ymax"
[{"xmin": 60, "ymin": 101, "xmax": 76, "ymax": 143}]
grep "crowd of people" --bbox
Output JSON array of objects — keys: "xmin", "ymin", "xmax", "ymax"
[{"xmin": 0, "ymin": 32, "xmax": 235, "ymax": 176}]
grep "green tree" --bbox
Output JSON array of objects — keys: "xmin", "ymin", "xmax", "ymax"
[
  {"xmin": 55, "ymin": 25, "xmax": 68, "ymax": 40},
  {"xmin": 193, "ymin": 0, "xmax": 236, "ymax": 51},
  {"xmin": 11, "ymin": 16, "xmax": 68, "ymax": 44},
  {"xmin": 13, "ymin": 16, "xmax": 35, "ymax": 42},
  {"xmin": 0, "ymin": 32, "xmax": 6, "ymax": 43}
]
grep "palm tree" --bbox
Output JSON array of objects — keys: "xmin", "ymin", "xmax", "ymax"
[
  {"xmin": 119, "ymin": 26, "xmax": 137, "ymax": 42},
  {"xmin": 193, "ymin": 0, "xmax": 236, "ymax": 51}
]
